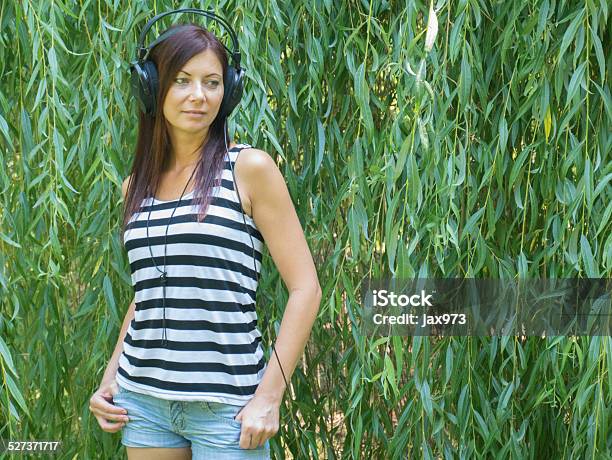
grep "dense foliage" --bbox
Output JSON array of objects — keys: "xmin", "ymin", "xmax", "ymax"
[{"xmin": 1, "ymin": 0, "xmax": 610, "ymax": 458}]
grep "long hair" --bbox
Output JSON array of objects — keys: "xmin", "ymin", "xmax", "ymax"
[{"xmin": 121, "ymin": 23, "xmax": 231, "ymax": 237}]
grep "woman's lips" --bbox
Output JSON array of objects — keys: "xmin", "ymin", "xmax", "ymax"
[{"xmin": 184, "ymin": 111, "xmax": 205, "ymax": 117}]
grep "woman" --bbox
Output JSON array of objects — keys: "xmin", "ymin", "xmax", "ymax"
[{"xmin": 88, "ymin": 22, "xmax": 322, "ymax": 459}]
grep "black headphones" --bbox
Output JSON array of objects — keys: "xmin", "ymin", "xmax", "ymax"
[{"xmin": 129, "ymin": 8, "xmax": 244, "ymax": 119}]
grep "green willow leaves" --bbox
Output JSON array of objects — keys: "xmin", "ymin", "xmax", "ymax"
[{"xmin": 0, "ymin": 0, "xmax": 610, "ymax": 458}]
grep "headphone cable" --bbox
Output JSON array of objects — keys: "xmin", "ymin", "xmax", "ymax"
[{"xmin": 223, "ymin": 120, "xmax": 290, "ymax": 398}]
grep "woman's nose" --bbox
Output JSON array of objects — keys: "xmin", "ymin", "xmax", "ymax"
[{"xmin": 190, "ymin": 82, "xmax": 205, "ymax": 101}]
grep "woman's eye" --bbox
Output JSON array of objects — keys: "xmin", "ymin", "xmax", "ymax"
[{"xmin": 174, "ymin": 79, "xmax": 219, "ymax": 87}]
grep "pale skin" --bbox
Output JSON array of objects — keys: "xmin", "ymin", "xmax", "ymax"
[{"xmin": 89, "ymin": 49, "xmax": 322, "ymax": 459}]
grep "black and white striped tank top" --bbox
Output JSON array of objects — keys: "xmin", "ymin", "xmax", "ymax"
[{"xmin": 116, "ymin": 144, "xmax": 267, "ymax": 406}]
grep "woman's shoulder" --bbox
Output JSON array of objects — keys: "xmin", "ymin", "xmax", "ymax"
[
  {"xmin": 121, "ymin": 175, "xmax": 133, "ymax": 200},
  {"xmin": 233, "ymin": 145, "xmax": 277, "ymax": 172},
  {"xmin": 232, "ymin": 146, "xmax": 282, "ymax": 215}
]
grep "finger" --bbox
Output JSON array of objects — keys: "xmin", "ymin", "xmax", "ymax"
[
  {"xmin": 239, "ymin": 431, "xmax": 252, "ymax": 450},
  {"xmin": 251, "ymin": 432, "xmax": 266, "ymax": 449},
  {"xmin": 95, "ymin": 415, "xmax": 126, "ymax": 433},
  {"xmin": 92, "ymin": 397, "xmax": 129, "ymax": 416},
  {"xmin": 106, "ymin": 411, "xmax": 130, "ymax": 424},
  {"xmin": 245, "ymin": 431, "xmax": 257, "ymax": 449},
  {"xmin": 90, "ymin": 407, "xmax": 130, "ymax": 424},
  {"xmin": 90, "ymin": 407, "xmax": 129, "ymax": 425},
  {"xmin": 102, "ymin": 422, "xmax": 125, "ymax": 433},
  {"xmin": 89, "ymin": 403, "xmax": 129, "ymax": 423}
]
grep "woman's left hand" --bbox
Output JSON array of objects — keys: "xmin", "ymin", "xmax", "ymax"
[{"xmin": 234, "ymin": 393, "xmax": 281, "ymax": 449}]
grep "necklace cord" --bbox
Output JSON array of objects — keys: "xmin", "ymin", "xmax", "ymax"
[{"xmin": 146, "ymin": 166, "xmax": 199, "ymax": 346}]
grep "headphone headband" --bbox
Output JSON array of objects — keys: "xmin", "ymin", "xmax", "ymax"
[{"xmin": 135, "ymin": 8, "xmax": 241, "ymax": 68}]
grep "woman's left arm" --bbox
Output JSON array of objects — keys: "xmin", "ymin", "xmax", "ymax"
[{"xmin": 233, "ymin": 149, "xmax": 322, "ymax": 450}]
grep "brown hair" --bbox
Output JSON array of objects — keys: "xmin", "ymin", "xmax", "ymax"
[{"xmin": 121, "ymin": 23, "xmax": 232, "ymax": 237}]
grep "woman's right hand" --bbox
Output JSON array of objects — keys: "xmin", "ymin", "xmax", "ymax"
[{"xmin": 89, "ymin": 379, "xmax": 130, "ymax": 433}]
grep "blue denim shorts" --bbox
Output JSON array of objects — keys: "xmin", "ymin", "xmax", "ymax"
[{"xmin": 113, "ymin": 384, "xmax": 271, "ymax": 459}]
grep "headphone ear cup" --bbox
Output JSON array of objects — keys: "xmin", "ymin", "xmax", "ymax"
[
  {"xmin": 130, "ymin": 60, "xmax": 159, "ymax": 116},
  {"xmin": 219, "ymin": 66, "xmax": 244, "ymax": 119},
  {"xmin": 142, "ymin": 60, "xmax": 159, "ymax": 116}
]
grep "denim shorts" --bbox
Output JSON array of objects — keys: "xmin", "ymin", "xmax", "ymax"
[{"xmin": 113, "ymin": 384, "xmax": 271, "ymax": 459}]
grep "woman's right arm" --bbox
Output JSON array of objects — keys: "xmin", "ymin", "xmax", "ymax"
[
  {"xmin": 89, "ymin": 176, "xmax": 134, "ymax": 432},
  {"xmin": 99, "ymin": 297, "xmax": 136, "ymax": 386},
  {"xmin": 89, "ymin": 297, "xmax": 135, "ymax": 432},
  {"xmin": 100, "ymin": 175, "xmax": 136, "ymax": 387},
  {"xmin": 101, "ymin": 174, "xmax": 135, "ymax": 384}
]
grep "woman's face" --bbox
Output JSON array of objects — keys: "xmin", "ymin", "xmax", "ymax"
[{"xmin": 162, "ymin": 49, "xmax": 225, "ymax": 139}]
